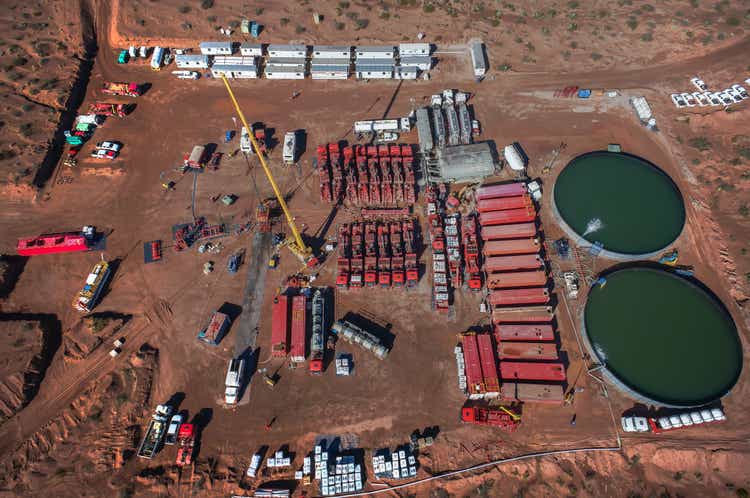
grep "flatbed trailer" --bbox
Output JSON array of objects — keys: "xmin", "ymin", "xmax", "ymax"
[
  {"xmin": 492, "ymin": 305, "xmax": 554, "ymax": 323},
  {"xmin": 501, "ymin": 382, "xmax": 565, "ymax": 404},
  {"xmin": 484, "ymin": 254, "xmax": 544, "ymax": 272},
  {"xmin": 488, "ymin": 287, "xmax": 550, "ymax": 306},
  {"xmin": 477, "ymin": 195, "xmax": 534, "ymax": 213},
  {"xmin": 309, "ymin": 290, "xmax": 326, "ymax": 373},
  {"xmin": 271, "ymin": 295, "xmax": 289, "ymax": 356},
  {"xmin": 500, "ymin": 361, "xmax": 566, "ymax": 382},
  {"xmin": 461, "ymin": 406, "xmax": 520, "ymax": 431},
  {"xmin": 290, "ymin": 295, "xmax": 306, "ymax": 363},
  {"xmin": 480, "ymin": 222, "xmax": 537, "ymax": 241},
  {"xmin": 483, "ymin": 238, "xmax": 540, "ymax": 256},
  {"xmin": 476, "ymin": 182, "xmax": 527, "ymax": 200},
  {"xmin": 476, "ymin": 334, "xmax": 499, "ymax": 395},
  {"xmin": 498, "ymin": 342, "xmax": 558, "ymax": 360},
  {"xmin": 495, "ymin": 323, "xmax": 555, "ymax": 341},
  {"xmin": 350, "ymin": 223, "xmax": 364, "ymax": 288},
  {"xmin": 487, "ymin": 270, "xmax": 548, "ymax": 289},
  {"xmin": 137, "ymin": 405, "xmax": 172, "ymax": 459},
  {"xmin": 336, "ymin": 224, "xmax": 351, "ymax": 288},
  {"xmin": 364, "ymin": 222, "xmax": 378, "ymax": 287},
  {"xmin": 460, "ymin": 334, "xmax": 484, "ymax": 396},
  {"xmin": 479, "ymin": 207, "xmax": 536, "ymax": 226}
]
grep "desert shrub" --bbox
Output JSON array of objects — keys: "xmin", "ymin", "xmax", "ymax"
[
  {"xmin": 178, "ymin": 5, "xmax": 190, "ymax": 14},
  {"xmin": 688, "ymin": 137, "xmax": 711, "ymax": 151},
  {"xmin": 280, "ymin": 17, "xmax": 290, "ymax": 25},
  {"xmin": 335, "ymin": 21, "xmax": 345, "ymax": 30},
  {"xmin": 201, "ymin": 0, "xmax": 214, "ymax": 8},
  {"xmin": 356, "ymin": 18, "xmax": 369, "ymax": 29},
  {"xmin": 423, "ymin": 4, "xmax": 435, "ymax": 13},
  {"xmin": 295, "ymin": 25, "xmax": 306, "ymax": 33}
]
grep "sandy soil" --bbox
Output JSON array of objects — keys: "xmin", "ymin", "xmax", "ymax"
[{"xmin": 0, "ymin": 0, "xmax": 749, "ymax": 496}]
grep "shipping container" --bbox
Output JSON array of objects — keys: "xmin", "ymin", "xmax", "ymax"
[
  {"xmin": 481, "ymin": 222, "xmax": 537, "ymax": 241},
  {"xmin": 484, "ymin": 254, "xmax": 544, "ymax": 272},
  {"xmin": 498, "ymin": 342, "xmax": 558, "ymax": 360},
  {"xmin": 495, "ymin": 324, "xmax": 554, "ymax": 341},
  {"xmin": 479, "ymin": 207, "xmax": 536, "ymax": 226},
  {"xmin": 271, "ymin": 295, "xmax": 289, "ymax": 356},
  {"xmin": 488, "ymin": 287, "xmax": 550, "ymax": 306},
  {"xmin": 290, "ymin": 295, "xmax": 306, "ymax": 362},
  {"xmin": 500, "ymin": 362, "xmax": 566, "ymax": 382},
  {"xmin": 476, "ymin": 182, "xmax": 527, "ymax": 201},
  {"xmin": 470, "ymin": 42, "xmax": 487, "ymax": 80},
  {"xmin": 461, "ymin": 334, "xmax": 484, "ymax": 395},
  {"xmin": 486, "ymin": 270, "xmax": 547, "ymax": 289},
  {"xmin": 492, "ymin": 305, "xmax": 554, "ymax": 323},
  {"xmin": 501, "ymin": 382, "xmax": 565, "ymax": 404},
  {"xmin": 197, "ymin": 312, "xmax": 231, "ymax": 345},
  {"xmin": 477, "ymin": 334, "xmax": 499, "ymax": 394},
  {"xmin": 477, "ymin": 195, "xmax": 533, "ymax": 213},
  {"xmin": 482, "ymin": 238, "xmax": 540, "ymax": 256}
]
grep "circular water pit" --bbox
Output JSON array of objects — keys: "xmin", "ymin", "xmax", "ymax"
[
  {"xmin": 553, "ymin": 151, "xmax": 686, "ymax": 257},
  {"xmin": 583, "ymin": 266, "xmax": 742, "ymax": 407}
]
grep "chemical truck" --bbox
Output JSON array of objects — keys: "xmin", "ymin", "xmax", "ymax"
[
  {"xmin": 72, "ymin": 260, "xmax": 111, "ymax": 312},
  {"xmin": 137, "ymin": 404, "xmax": 173, "ymax": 459},
  {"xmin": 309, "ymin": 289, "xmax": 326, "ymax": 374}
]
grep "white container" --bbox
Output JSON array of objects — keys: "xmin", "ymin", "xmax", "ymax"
[
  {"xmin": 669, "ymin": 415, "xmax": 682, "ymax": 427},
  {"xmin": 700, "ymin": 409, "xmax": 714, "ymax": 422},
  {"xmin": 690, "ymin": 412, "xmax": 704, "ymax": 424},
  {"xmin": 679, "ymin": 413, "xmax": 693, "ymax": 426},
  {"xmin": 711, "ymin": 408, "xmax": 726, "ymax": 421},
  {"xmin": 151, "ymin": 46, "xmax": 164, "ymax": 70}
]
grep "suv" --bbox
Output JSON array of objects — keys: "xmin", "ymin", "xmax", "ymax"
[
  {"xmin": 704, "ymin": 92, "xmax": 722, "ymax": 106},
  {"xmin": 691, "ymin": 92, "xmax": 708, "ymax": 106},
  {"xmin": 715, "ymin": 92, "xmax": 733, "ymax": 105},
  {"xmin": 670, "ymin": 94, "xmax": 687, "ymax": 108},
  {"xmin": 165, "ymin": 414, "xmax": 184, "ymax": 445},
  {"xmin": 91, "ymin": 149, "xmax": 117, "ymax": 160},
  {"xmin": 96, "ymin": 141, "xmax": 121, "ymax": 152},
  {"xmin": 731, "ymin": 84, "xmax": 748, "ymax": 99},
  {"xmin": 690, "ymin": 76, "xmax": 708, "ymax": 92}
]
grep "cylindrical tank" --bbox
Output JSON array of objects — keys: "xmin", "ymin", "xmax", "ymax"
[{"xmin": 332, "ymin": 320, "xmax": 389, "ymax": 360}]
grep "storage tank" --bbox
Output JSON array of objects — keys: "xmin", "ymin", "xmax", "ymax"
[
  {"xmin": 504, "ymin": 143, "xmax": 527, "ymax": 172},
  {"xmin": 332, "ymin": 320, "xmax": 388, "ymax": 360}
]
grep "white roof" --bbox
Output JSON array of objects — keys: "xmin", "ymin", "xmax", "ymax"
[
  {"xmin": 268, "ymin": 44, "xmax": 308, "ymax": 52},
  {"xmin": 356, "ymin": 46, "xmax": 395, "ymax": 53},
  {"xmin": 354, "ymin": 58, "xmax": 395, "ymax": 65},
  {"xmin": 200, "ymin": 41, "xmax": 232, "ymax": 49},
  {"xmin": 240, "ymin": 42, "xmax": 263, "ymax": 49},
  {"xmin": 212, "ymin": 64, "xmax": 258, "ymax": 72},
  {"xmin": 267, "ymin": 57, "xmax": 308, "ymax": 64},
  {"xmin": 265, "ymin": 64, "xmax": 306, "ymax": 72},
  {"xmin": 313, "ymin": 45, "xmax": 351, "ymax": 53}
]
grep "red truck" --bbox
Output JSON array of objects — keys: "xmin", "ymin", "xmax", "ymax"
[
  {"xmin": 290, "ymin": 295, "xmax": 306, "ymax": 363},
  {"xmin": 364, "ymin": 222, "xmax": 378, "ymax": 287},
  {"xmin": 380, "ymin": 156, "xmax": 393, "ymax": 205},
  {"xmin": 462, "ymin": 215, "xmax": 482, "ymax": 290},
  {"xmin": 461, "ymin": 406, "xmax": 520, "ymax": 431},
  {"xmin": 318, "ymin": 145, "xmax": 332, "ymax": 202},
  {"xmin": 102, "ymin": 81, "xmax": 143, "ymax": 97},
  {"xmin": 350, "ymin": 223, "xmax": 364, "ymax": 288},
  {"xmin": 357, "ymin": 151, "xmax": 370, "ymax": 205},
  {"xmin": 336, "ymin": 224, "xmax": 351, "ymax": 289},
  {"xmin": 175, "ymin": 424, "xmax": 196, "ymax": 466},
  {"xmin": 368, "ymin": 158, "xmax": 381, "ymax": 205},
  {"xmin": 403, "ymin": 219, "xmax": 419, "ymax": 287},
  {"xmin": 390, "ymin": 222, "xmax": 405, "ymax": 286},
  {"xmin": 377, "ymin": 224, "xmax": 391, "ymax": 287},
  {"xmin": 88, "ymin": 102, "xmax": 132, "ymax": 117}
]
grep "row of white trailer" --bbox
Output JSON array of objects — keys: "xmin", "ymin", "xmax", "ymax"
[{"xmin": 173, "ymin": 42, "xmax": 434, "ymax": 80}]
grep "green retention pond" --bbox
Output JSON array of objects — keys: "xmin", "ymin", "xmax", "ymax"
[
  {"xmin": 553, "ymin": 152, "xmax": 686, "ymax": 256},
  {"xmin": 584, "ymin": 267, "xmax": 742, "ymax": 407}
]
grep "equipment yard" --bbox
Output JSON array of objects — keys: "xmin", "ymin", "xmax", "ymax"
[{"xmin": 1, "ymin": 1, "xmax": 750, "ymax": 497}]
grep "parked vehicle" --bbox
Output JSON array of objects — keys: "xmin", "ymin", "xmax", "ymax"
[
  {"xmin": 680, "ymin": 93, "xmax": 696, "ymax": 106},
  {"xmin": 705, "ymin": 92, "xmax": 722, "ymax": 105},
  {"xmin": 225, "ymin": 358, "xmax": 245, "ymax": 404},
  {"xmin": 622, "ymin": 408, "xmax": 726, "ymax": 433},
  {"xmin": 137, "ymin": 404, "xmax": 173, "ymax": 459},
  {"xmin": 716, "ymin": 92, "xmax": 734, "ymax": 105},
  {"xmin": 691, "ymin": 92, "xmax": 708, "ymax": 106},
  {"xmin": 731, "ymin": 84, "xmax": 748, "ymax": 99},
  {"xmin": 240, "ymin": 126, "xmax": 252, "ymax": 153},
  {"xmin": 91, "ymin": 149, "xmax": 118, "ymax": 160},
  {"xmin": 165, "ymin": 414, "xmax": 184, "ymax": 445},
  {"xmin": 96, "ymin": 141, "xmax": 121, "ymax": 152},
  {"xmin": 283, "ymin": 131, "xmax": 297, "ymax": 164},
  {"xmin": 725, "ymin": 88, "xmax": 743, "ymax": 103},
  {"xmin": 139, "ymin": 46, "xmax": 149, "ymax": 58},
  {"xmin": 118, "ymin": 50, "xmax": 129, "ymax": 64},
  {"xmin": 175, "ymin": 424, "xmax": 196, "ymax": 466},
  {"xmin": 671, "ymin": 94, "xmax": 687, "ymax": 108},
  {"xmin": 690, "ymin": 76, "xmax": 708, "ymax": 92}
]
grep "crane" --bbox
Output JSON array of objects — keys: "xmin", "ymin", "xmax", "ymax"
[{"xmin": 220, "ymin": 75, "xmax": 317, "ymax": 267}]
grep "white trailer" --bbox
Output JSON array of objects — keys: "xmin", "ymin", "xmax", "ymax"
[
  {"xmin": 283, "ymin": 131, "xmax": 297, "ymax": 164},
  {"xmin": 264, "ymin": 64, "xmax": 306, "ymax": 79},
  {"xmin": 399, "ymin": 43, "xmax": 431, "ymax": 56},
  {"xmin": 150, "ymin": 46, "xmax": 165, "ymax": 70},
  {"xmin": 469, "ymin": 42, "xmax": 487, "ymax": 80},
  {"xmin": 175, "ymin": 54, "xmax": 209, "ymax": 69},
  {"xmin": 239, "ymin": 43, "xmax": 263, "ymax": 57},
  {"xmin": 240, "ymin": 127, "xmax": 252, "ymax": 153},
  {"xmin": 199, "ymin": 41, "xmax": 233, "ymax": 55},
  {"xmin": 225, "ymin": 358, "xmax": 245, "ymax": 404}
]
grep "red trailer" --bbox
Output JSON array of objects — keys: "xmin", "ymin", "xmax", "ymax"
[
  {"xmin": 350, "ymin": 223, "xmax": 364, "ymax": 288},
  {"xmin": 476, "ymin": 182, "xmax": 527, "ymax": 201},
  {"xmin": 390, "ymin": 222, "xmax": 405, "ymax": 286},
  {"xmin": 484, "ymin": 254, "xmax": 544, "ymax": 272},
  {"xmin": 461, "ymin": 406, "xmax": 520, "ymax": 431},
  {"xmin": 492, "ymin": 306, "xmax": 554, "ymax": 323},
  {"xmin": 364, "ymin": 222, "xmax": 378, "ymax": 286},
  {"xmin": 495, "ymin": 323, "xmax": 555, "ymax": 341},
  {"xmin": 290, "ymin": 295, "xmax": 306, "ymax": 362},
  {"xmin": 377, "ymin": 224, "xmax": 391, "ymax": 287},
  {"xmin": 175, "ymin": 424, "xmax": 195, "ymax": 466},
  {"xmin": 498, "ymin": 342, "xmax": 559, "ymax": 360},
  {"xmin": 368, "ymin": 158, "xmax": 381, "ymax": 205},
  {"xmin": 462, "ymin": 215, "xmax": 482, "ymax": 291},
  {"xmin": 479, "ymin": 207, "xmax": 536, "ymax": 226},
  {"xmin": 477, "ymin": 195, "xmax": 533, "ymax": 213},
  {"xmin": 489, "ymin": 287, "xmax": 550, "ymax": 306},
  {"xmin": 477, "ymin": 334, "xmax": 499, "ymax": 394},
  {"xmin": 500, "ymin": 362, "xmax": 566, "ymax": 382},
  {"xmin": 271, "ymin": 295, "xmax": 289, "ymax": 357},
  {"xmin": 461, "ymin": 334, "xmax": 484, "ymax": 396},
  {"xmin": 501, "ymin": 383, "xmax": 565, "ymax": 404},
  {"xmin": 336, "ymin": 224, "xmax": 351, "ymax": 288},
  {"xmin": 17, "ymin": 232, "xmax": 91, "ymax": 256},
  {"xmin": 487, "ymin": 270, "xmax": 547, "ymax": 289},
  {"xmin": 403, "ymin": 219, "xmax": 419, "ymax": 287},
  {"xmin": 483, "ymin": 238, "xmax": 540, "ymax": 257},
  {"xmin": 481, "ymin": 223, "xmax": 537, "ymax": 241}
]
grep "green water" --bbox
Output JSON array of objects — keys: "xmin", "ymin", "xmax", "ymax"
[
  {"xmin": 554, "ymin": 152, "xmax": 686, "ymax": 255},
  {"xmin": 584, "ymin": 267, "xmax": 742, "ymax": 406}
]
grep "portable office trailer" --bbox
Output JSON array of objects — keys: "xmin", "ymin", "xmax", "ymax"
[
  {"xmin": 399, "ymin": 56, "xmax": 432, "ymax": 70},
  {"xmin": 415, "ymin": 108, "xmax": 434, "ymax": 153},
  {"xmin": 355, "ymin": 64, "xmax": 393, "ymax": 79},
  {"xmin": 267, "ymin": 44, "xmax": 308, "ymax": 58},
  {"xmin": 355, "ymin": 46, "xmax": 395, "ymax": 59},
  {"xmin": 470, "ymin": 42, "xmax": 487, "ymax": 80},
  {"xmin": 200, "ymin": 41, "xmax": 233, "ymax": 55},
  {"xmin": 312, "ymin": 45, "xmax": 352, "ymax": 59},
  {"xmin": 394, "ymin": 66, "xmax": 418, "ymax": 80},
  {"xmin": 311, "ymin": 64, "xmax": 350, "ymax": 80},
  {"xmin": 175, "ymin": 54, "xmax": 210, "ymax": 69},
  {"xmin": 265, "ymin": 64, "xmax": 306, "ymax": 79},
  {"xmin": 398, "ymin": 43, "xmax": 431, "ymax": 56},
  {"xmin": 239, "ymin": 43, "xmax": 263, "ymax": 57},
  {"xmin": 267, "ymin": 57, "xmax": 309, "ymax": 67},
  {"xmin": 213, "ymin": 56, "xmax": 258, "ymax": 66},
  {"xmin": 211, "ymin": 64, "xmax": 260, "ymax": 79}
]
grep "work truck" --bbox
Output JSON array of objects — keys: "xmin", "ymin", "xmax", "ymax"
[{"xmin": 137, "ymin": 404, "xmax": 173, "ymax": 459}]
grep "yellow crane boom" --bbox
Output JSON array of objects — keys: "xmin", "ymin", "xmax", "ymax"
[{"xmin": 220, "ymin": 75, "xmax": 313, "ymax": 264}]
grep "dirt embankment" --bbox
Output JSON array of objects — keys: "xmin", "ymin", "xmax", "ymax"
[
  {"xmin": 0, "ymin": 343, "xmax": 159, "ymax": 495},
  {"xmin": 0, "ymin": 316, "xmax": 61, "ymax": 424}
]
